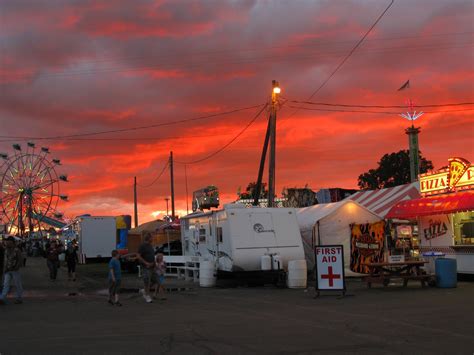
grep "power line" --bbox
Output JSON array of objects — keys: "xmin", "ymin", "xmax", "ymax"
[
  {"xmin": 175, "ymin": 104, "xmax": 268, "ymax": 165},
  {"xmin": 0, "ymin": 104, "xmax": 265, "ymax": 140},
  {"xmin": 12, "ymin": 31, "xmax": 470, "ymax": 69},
  {"xmin": 307, "ymin": 0, "xmax": 395, "ymax": 101},
  {"xmin": 4, "ymin": 42, "xmax": 471, "ymax": 81},
  {"xmin": 288, "ymin": 100, "xmax": 474, "ymax": 109},
  {"xmin": 283, "ymin": 0, "xmax": 395, "ymax": 122},
  {"xmin": 3, "ymin": 31, "xmax": 471, "ymax": 81},
  {"xmin": 0, "ymin": 132, "xmax": 245, "ymax": 143},
  {"xmin": 137, "ymin": 161, "xmax": 169, "ymax": 188},
  {"xmin": 288, "ymin": 105, "xmax": 474, "ymax": 115}
]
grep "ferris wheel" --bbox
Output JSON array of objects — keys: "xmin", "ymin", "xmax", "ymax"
[{"xmin": 0, "ymin": 142, "xmax": 68, "ymax": 237}]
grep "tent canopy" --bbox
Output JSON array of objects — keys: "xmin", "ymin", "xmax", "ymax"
[
  {"xmin": 346, "ymin": 182, "xmax": 420, "ymax": 218},
  {"xmin": 298, "ymin": 199, "xmax": 382, "ymax": 231},
  {"xmin": 386, "ymin": 191, "xmax": 474, "ymax": 219}
]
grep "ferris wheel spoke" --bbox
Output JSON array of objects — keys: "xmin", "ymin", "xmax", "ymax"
[
  {"xmin": 31, "ymin": 194, "xmax": 52, "ymax": 216},
  {"xmin": 33, "ymin": 180, "xmax": 58, "ymax": 192},
  {"xmin": 6, "ymin": 195, "xmax": 21, "ymax": 232},
  {"xmin": 0, "ymin": 194, "xmax": 18, "ymax": 206},
  {"xmin": 3, "ymin": 173, "xmax": 21, "ymax": 189}
]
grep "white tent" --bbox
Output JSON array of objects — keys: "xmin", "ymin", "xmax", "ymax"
[{"xmin": 297, "ymin": 200, "xmax": 382, "ymax": 276}]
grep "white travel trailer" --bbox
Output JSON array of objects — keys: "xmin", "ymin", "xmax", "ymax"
[
  {"xmin": 65, "ymin": 216, "xmax": 117, "ymax": 262},
  {"xmin": 180, "ymin": 204, "xmax": 305, "ymax": 274}
]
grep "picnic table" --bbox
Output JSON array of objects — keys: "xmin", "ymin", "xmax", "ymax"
[{"xmin": 362, "ymin": 260, "xmax": 430, "ymax": 288}]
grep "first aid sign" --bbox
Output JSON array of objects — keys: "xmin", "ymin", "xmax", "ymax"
[{"xmin": 315, "ymin": 245, "xmax": 345, "ymax": 291}]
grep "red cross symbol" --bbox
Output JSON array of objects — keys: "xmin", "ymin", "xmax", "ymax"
[{"xmin": 321, "ymin": 266, "xmax": 341, "ymax": 287}]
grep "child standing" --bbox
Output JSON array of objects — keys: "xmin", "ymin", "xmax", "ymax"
[
  {"xmin": 108, "ymin": 250, "xmax": 122, "ymax": 306},
  {"xmin": 154, "ymin": 253, "xmax": 167, "ymax": 300}
]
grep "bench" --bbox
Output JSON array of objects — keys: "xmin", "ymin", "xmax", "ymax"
[{"xmin": 363, "ymin": 260, "xmax": 429, "ymax": 289}]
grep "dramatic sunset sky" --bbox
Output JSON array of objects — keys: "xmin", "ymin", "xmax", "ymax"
[{"xmin": 1, "ymin": 0, "xmax": 473, "ymax": 224}]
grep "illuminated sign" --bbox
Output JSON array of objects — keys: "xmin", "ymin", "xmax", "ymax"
[{"xmin": 420, "ymin": 157, "xmax": 473, "ymax": 196}]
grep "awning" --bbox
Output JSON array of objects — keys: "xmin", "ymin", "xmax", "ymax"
[{"xmin": 386, "ymin": 191, "xmax": 474, "ymax": 219}]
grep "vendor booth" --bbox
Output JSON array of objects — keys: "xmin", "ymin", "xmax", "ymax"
[
  {"xmin": 297, "ymin": 200, "xmax": 382, "ymax": 276},
  {"xmin": 387, "ymin": 157, "xmax": 474, "ymax": 274}
]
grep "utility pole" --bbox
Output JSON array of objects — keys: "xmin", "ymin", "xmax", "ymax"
[
  {"xmin": 169, "ymin": 151, "xmax": 175, "ymax": 219},
  {"xmin": 253, "ymin": 116, "xmax": 271, "ymax": 206},
  {"xmin": 268, "ymin": 80, "xmax": 280, "ymax": 207},
  {"xmin": 133, "ymin": 176, "xmax": 138, "ymax": 227},
  {"xmin": 184, "ymin": 164, "xmax": 189, "ymax": 214}
]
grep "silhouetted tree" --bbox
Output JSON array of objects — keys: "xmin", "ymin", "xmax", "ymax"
[
  {"xmin": 238, "ymin": 182, "xmax": 269, "ymax": 199},
  {"xmin": 358, "ymin": 150, "xmax": 434, "ymax": 189}
]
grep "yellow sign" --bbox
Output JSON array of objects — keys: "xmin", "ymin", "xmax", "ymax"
[{"xmin": 420, "ymin": 157, "xmax": 474, "ymax": 196}]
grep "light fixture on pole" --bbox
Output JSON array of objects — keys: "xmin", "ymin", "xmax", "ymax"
[{"xmin": 400, "ymin": 99, "xmax": 424, "ymax": 183}]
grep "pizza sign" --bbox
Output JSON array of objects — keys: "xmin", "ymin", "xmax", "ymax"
[{"xmin": 420, "ymin": 157, "xmax": 473, "ymax": 196}]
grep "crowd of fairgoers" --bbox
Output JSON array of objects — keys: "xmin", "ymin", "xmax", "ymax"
[{"xmin": 0, "ymin": 232, "xmax": 165, "ymax": 306}]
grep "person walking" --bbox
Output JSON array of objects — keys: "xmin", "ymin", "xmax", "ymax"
[
  {"xmin": 0, "ymin": 239, "xmax": 5, "ymax": 293},
  {"xmin": 154, "ymin": 253, "xmax": 167, "ymax": 300},
  {"xmin": 65, "ymin": 243, "xmax": 79, "ymax": 281},
  {"xmin": 45, "ymin": 240, "xmax": 61, "ymax": 281},
  {"xmin": 108, "ymin": 250, "xmax": 122, "ymax": 306},
  {"xmin": 0, "ymin": 236, "xmax": 24, "ymax": 305},
  {"xmin": 136, "ymin": 232, "xmax": 156, "ymax": 303}
]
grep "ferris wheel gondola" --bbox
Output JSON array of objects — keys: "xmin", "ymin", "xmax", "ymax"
[{"xmin": 0, "ymin": 142, "xmax": 68, "ymax": 237}]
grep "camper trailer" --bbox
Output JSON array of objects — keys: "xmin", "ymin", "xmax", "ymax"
[{"xmin": 180, "ymin": 204, "xmax": 305, "ymax": 277}]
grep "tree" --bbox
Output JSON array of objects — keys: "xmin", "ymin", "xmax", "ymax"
[
  {"xmin": 358, "ymin": 150, "xmax": 434, "ymax": 189},
  {"xmin": 237, "ymin": 182, "xmax": 269, "ymax": 199}
]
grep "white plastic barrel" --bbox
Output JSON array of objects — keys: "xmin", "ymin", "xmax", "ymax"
[
  {"xmin": 287, "ymin": 260, "xmax": 307, "ymax": 288},
  {"xmin": 272, "ymin": 255, "xmax": 282, "ymax": 270},
  {"xmin": 199, "ymin": 261, "xmax": 216, "ymax": 287},
  {"xmin": 261, "ymin": 255, "xmax": 272, "ymax": 271}
]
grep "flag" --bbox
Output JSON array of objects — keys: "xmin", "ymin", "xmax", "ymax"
[{"xmin": 398, "ymin": 80, "xmax": 410, "ymax": 91}]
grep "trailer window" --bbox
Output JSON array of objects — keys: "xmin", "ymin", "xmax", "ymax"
[
  {"xmin": 199, "ymin": 228, "xmax": 206, "ymax": 243},
  {"xmin": 217, "ymin": 227, "xmax": 223, "ymax": 243}
]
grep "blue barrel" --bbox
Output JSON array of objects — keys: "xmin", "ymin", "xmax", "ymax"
[{"xmin": 435, "ymin": 258, "xmax": 457, "ymax": 288}]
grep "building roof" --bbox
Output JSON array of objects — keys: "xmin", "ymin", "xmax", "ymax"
[{"xmin": 345, "ymin": 182, "xmax": 420, "ymax": 218}]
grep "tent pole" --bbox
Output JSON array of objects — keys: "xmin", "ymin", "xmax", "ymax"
[{"xmin": 317, "ymin": 221, "xmax": 321, "ymax": 245}]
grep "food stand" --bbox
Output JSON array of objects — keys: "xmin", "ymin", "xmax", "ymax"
[{"xmin": 387, "ymin": 157, "xmax": 474, "ymax": 275}]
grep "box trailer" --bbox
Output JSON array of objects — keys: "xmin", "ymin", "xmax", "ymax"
[
  {"xmin": 69, "ymin": 216, "xmax": 117, "ymax": 262},
  {"xmin": 180, "ymin": 204, "xmax": 305, "ymax": 280}
]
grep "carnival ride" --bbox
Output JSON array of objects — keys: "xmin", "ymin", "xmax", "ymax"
[{"xmin": 0, "ymin": 143, "xmax": 68, "ymax": 237}]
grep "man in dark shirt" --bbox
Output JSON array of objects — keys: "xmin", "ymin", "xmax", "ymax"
[
  {"xmin": 0, "ymin": 236, "xmax": 24, "ymax": 305},
  {"xmin": 136, "ymin": 233, "xmax": 156, "ymax": 303},
  {"xmin": 46, "ymin": 240, "xmax": 61, "ymax": 280}
]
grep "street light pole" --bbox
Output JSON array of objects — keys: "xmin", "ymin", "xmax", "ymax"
[{"xmin": 268, "ymin": 80, "xmax": 280, "ymax": 207}]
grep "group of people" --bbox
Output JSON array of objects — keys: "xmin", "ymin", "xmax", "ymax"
[
  {"xmin": 0, "ymin": 236, "xmax": 80, "ymax": 305},
  {"xmin": 44, "ymin": 240, "xmax": 79, "ymax": 281},
  {"xmin": 108, "ymin": 232, "xmax": 167, "ymax": 306},
  {"xmin": 0, "ymin": 236, "xmax": 24, "ymax": 305},
  {"xmin": 1, "ymin": 232, "xmax": 167, "ymax": 307}
]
